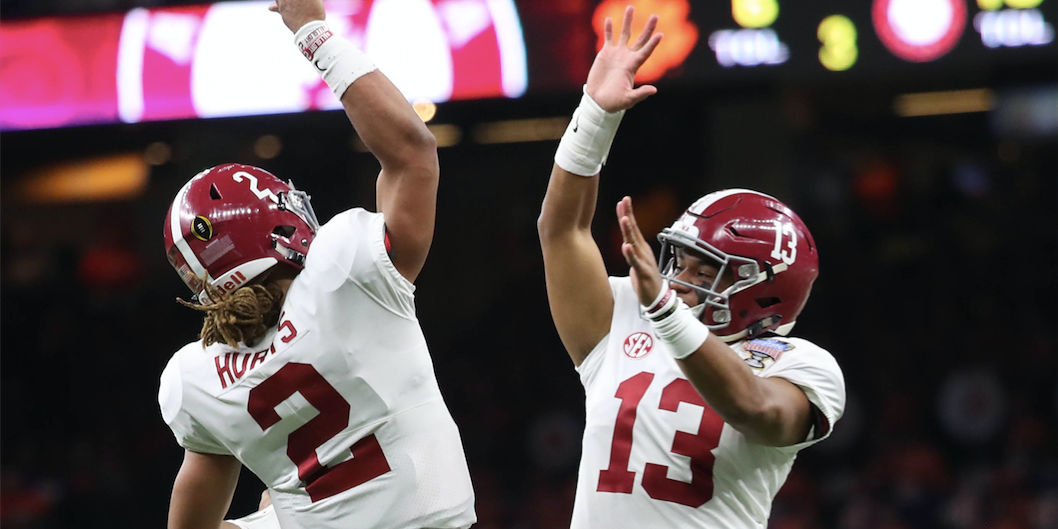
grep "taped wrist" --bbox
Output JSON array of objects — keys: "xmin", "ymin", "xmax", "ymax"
[
  {"xmin": 554, "ymin": 87, "xmax": 625, "ymax": 176},
  {"xmin": 643, "ymin": 288, "xmax": 710, "ymax": 360},
  {"xmin": 294, "ymin": 20, "xmax": 377, "ymax": 100}
]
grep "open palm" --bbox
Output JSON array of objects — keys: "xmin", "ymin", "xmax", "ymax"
[
  {"xmin": 617, "ymin": 196, "xmax": 665, "ymax": 306},
  {"xmin": 586, "ymin": 6, "xmax": 664, "ymax": 113}
]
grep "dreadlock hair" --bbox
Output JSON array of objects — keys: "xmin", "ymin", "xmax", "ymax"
[{"xmin": 177, "ymin": 274, "xmax": 285, "ymax": 348}]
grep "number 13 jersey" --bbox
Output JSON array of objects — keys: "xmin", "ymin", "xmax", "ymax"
[
  {"xmin": 572, "ymin": 277, "xmax": 845, "ymax": 529},
  {"xmin": 158, "ymin": 208, "xmax": 475, "ymax": 529}
]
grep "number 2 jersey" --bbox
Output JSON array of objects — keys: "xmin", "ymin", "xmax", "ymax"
[
  {"xmin": 572, "ymin": 277, "xmax": 845, "ymax": 528},
  {"xmin": 158, "ymin": 208, "xmax": 476, "ymax": 529}
]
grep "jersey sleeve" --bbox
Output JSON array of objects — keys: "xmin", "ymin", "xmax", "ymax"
[
  {"xmin": 158, "ymin": 353, "xmax": 232, "ymax": 455},
  {"xmin": 304, "ymin": 208, "xmax": 416, "ymax": 318},
  {"xmin": 575, "ymin": 277, "xmax": 624, "ymax": 389},
  {"xmin": 762, "ymin": 338, "xmax": 846, "ymax": 451}
]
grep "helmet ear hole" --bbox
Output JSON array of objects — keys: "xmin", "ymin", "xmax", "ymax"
[
  {"xmin": 755, "ymin": 296, "xmax": 781, "ymax": 308},
  {"xmin": 210, "ymin": 184, "xmax": 223, "ymax": 200},
  {"xmin": 273, "ymin": 226, "xmax": 296, "ymax": 238}
]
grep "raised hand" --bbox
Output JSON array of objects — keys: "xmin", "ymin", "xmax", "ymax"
[
  {"xmin": 268, "ymin": 0, "xmax": 326, "ymax": 33},
  {"xmin": 617, "ymin": 196, "xmax": 665, "ymax": 306},
  {"xmin": 586, "ymin": 6, "xmax": 664, "ymax": 113}
]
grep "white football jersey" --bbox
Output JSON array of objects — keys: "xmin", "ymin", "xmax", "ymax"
[
  {"xmin": 571, "ymin": 277, "xmax": 845, "ymax": 529},
  {"xmin": 159, "ymin": 208, "xmax": 475, "ymax": 529}
]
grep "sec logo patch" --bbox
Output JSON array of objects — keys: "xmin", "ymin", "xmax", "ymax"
[{"xmin": 623, "ymin": 332, "xmax": 654, "ymax": 359}]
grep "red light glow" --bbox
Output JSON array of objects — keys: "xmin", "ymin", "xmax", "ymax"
[{"xmin": 873, "ymin": 0, "xmax": 967, "ymax": 62}]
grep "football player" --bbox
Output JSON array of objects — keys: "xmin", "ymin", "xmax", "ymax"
[
  {"xmin": 537, "ymin": 7, "xmax": 846, "ymax": 527},
  {"xmin": 158, "ymin": 0, "xmax": 475, "ymax": 527}
]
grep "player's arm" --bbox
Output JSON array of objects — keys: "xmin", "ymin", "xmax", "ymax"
[
  {"xmin": 342, "ymin": 73, "xmax": 437, "ymax": 284},
  {"xmin": 271, "ymin": 0, "xmax": 438, "ymax": 283},
  {"xmin": 677, "ymin": 334, "xmax": 812, "ymax": 446},
  {"xmin": 168, "ymin": 450, "xmax": 242, "ymax": 529},
  {"xmin": 538, "ymin": 7, "xmax": 662, "ymax": 365},
  {"xmin": 539, "ymin": 157, "xmax": 613, "ymax": 365},
  {"xmin": 617, "ymin": 198, "xmax": 812, "ymax": 447}
]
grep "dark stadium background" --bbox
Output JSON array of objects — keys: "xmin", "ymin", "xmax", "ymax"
[{"xmin": 2, "ymin": 0, "xmax": 1056, "ymax": 527}]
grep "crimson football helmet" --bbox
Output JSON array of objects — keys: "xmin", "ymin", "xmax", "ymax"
[
  {"xmin": 657, "ymin": 189, "xmax": 819, "ymax": 342},
  {"xmin": 163, "ymin": 164, "xmax": 320, "ymax": 304}
]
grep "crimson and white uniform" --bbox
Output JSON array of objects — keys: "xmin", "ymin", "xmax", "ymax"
[
  {"xmin": 159, "ymin": 209, "xmax": 475, "ymax": 529},
  {"xmin": 571, "ymin": 277, "xmax": 845, "ymax": 528}
]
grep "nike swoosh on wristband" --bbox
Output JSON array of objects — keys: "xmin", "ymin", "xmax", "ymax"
[{"xmin": 572, "ymin": 115, "xmax": 579, "ymax": 133}]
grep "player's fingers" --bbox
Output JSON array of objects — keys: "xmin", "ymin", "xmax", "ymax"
[
  {"xmin": 620, "ymin": 200, "xmax": 652, "ymax": 265},
  {"xmin": 620, "ymin": 222, "xmax": 650, "ymax": 268},
  {"xmin": 623, "ymin": 242, "xmax": 650, "ymax": 276},
  {"xmin": 617, "ymin": 197, "xmax": 637, "ymax": 242},
  {"xmin": 620, "ymin": 197, "xmax": 637, "ymax": 229},
  {"xmin": 636, "ymin": 33, "xmax": 664, "ymax": 65},
  {"xmin": 627, "ymin": 84, "xmax": 658, "ymax": 107},
  {"xmin": 604, "ymin": 17, "xmax": 613, "ymax": 46},
  {"xmin": 621, "ymin": 196, "xmax": 637, "ymax": 229},
  {"xmin": 616, "ymin": 197, "xmax": 629, "ymax": 226},
  {"xmin": 619, "ymin": 214, "xmax": 636, "ymax": 247},
  {"xmin": 619, "ymin": 6, "xmax": 634, "ymax": 46},
  {"xmin": 621, "ymin": 242, "xmax": 638, "ymax": 266},
  {"xmin": 631, "ymin": 14, "xmax": 658, "ymax": 51},
  {"xmin": 623, "ymin": 198, "xmax": 650, "ymax": 250},
  {"xmin": 268, "ymin": 2, "xmax": 279, "ymax": 11}
]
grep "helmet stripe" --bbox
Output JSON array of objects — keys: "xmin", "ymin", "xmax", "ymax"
[
  {"xmin": 169, "ymin": 177, "xmax": 208, "ymax": 281},
  {"xmin": 687, "ymin": 188, "xmax": 775, "ymax": 215}
]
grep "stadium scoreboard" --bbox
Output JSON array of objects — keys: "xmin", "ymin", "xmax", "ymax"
[{"xmin": 594, "ymin": 0, "xmax": 1055, "ymax": 84}]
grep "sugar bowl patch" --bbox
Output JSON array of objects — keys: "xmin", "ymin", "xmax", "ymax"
[{"xmin": 742, "ymin": 338, "xmax": 794, "ymax": 369}]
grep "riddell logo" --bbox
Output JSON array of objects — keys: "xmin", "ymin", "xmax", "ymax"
[{"xmin": 215, "ymin": 271, "xmax": 247, "ymax": 294}]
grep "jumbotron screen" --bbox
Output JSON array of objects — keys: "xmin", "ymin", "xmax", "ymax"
[
  {"xmin": 1, "ymin": 0, "xmax": 1054, "ymax": 131},
  {"xmin": 0, "ymin": 0, "xmax": 528, "ymax": 131}
]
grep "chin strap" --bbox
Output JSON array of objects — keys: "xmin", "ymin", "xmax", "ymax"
[
  {"xmin": 273, "ymin": 239, "xmax": 307, "ymax": 267},
  {"xmin": 745, "ymin": 314, "xmax": 784, "ymax": 340},
  {"xmin": 715, "ymin": 314, "xmax": 787, "ymax": 343}
]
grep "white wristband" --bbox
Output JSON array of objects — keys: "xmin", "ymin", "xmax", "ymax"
[
  {"xmin": 644, "ymin": 295, "xmax": 710, "ymax": 360},
  {"xmin": 227, "ymin": 505, "xmax": 280, "ymax": 529},
  {"xmin": 294, "ymin": 20, "xmax": 377, "ymax": 100},
  {"xmin": 554, "ymin": 87, "xmax": 625, "ymax": 176},
  {"xmin": 643, "ymin": 287, "xmax": 677, "ymax": 319}
]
